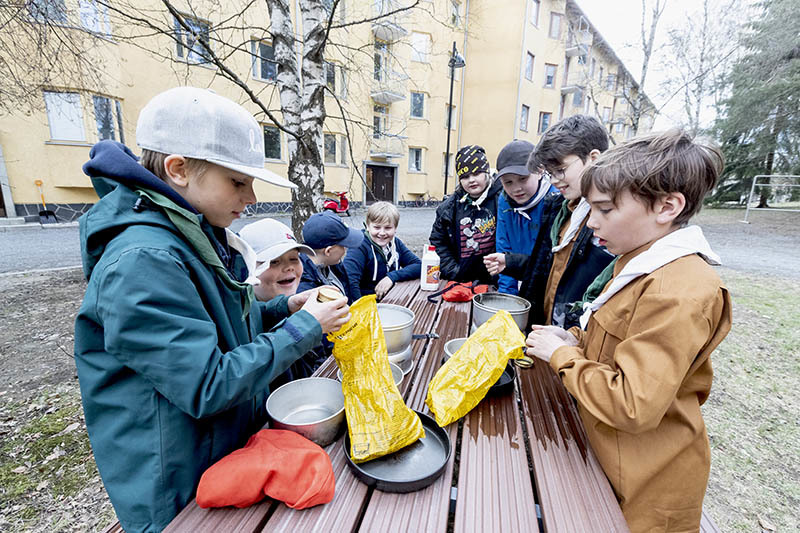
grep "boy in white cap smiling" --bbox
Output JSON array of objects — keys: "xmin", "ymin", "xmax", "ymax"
[{"xmin": 75, "ymin": 86, "xmax": 349, "ymax": 532}]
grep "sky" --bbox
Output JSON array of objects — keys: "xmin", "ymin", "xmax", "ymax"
[{"xmin": 573, "ymin": 0, "xmax": 742, "ymax": 129}]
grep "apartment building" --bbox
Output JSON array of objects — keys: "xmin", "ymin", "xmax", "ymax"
[{"xmin": 0, "ymin": 0, "xmax": 653, "ymax": 222}]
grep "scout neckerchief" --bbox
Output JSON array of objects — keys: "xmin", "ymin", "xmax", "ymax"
[
  {"xmin": 579, "ymin": 225, "xmax": 721, "ymax": 329},
  {"xmin": 459, "ymin": 181, "xmax": 492, "ymax": 208},
  {"xmin": 136, "ymin": 188, "xmax": 257, "ymax": 318},
  {"xmin": 551, "ymin": 198, "xmax": 591, "ymax": 253},
  {"xmin": 505, "ymin": 176, "xmax": 552, "ymax": 221},
  {"xmin": 366, "ymin": 232, "xmax": 399, "ymax": 281}
]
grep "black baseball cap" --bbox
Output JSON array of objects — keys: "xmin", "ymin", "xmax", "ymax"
[
  {"xmin": 495, "ymin": 139, "xmax": 535, "ymax": 179},
  {"xmin": 302, "ymin": 212, "xmax": 364, "ymax": 249}
]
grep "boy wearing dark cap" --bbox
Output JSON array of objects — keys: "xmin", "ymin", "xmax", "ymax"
[
  {"xmin": 491, "ymin": 139, "xmax": 559, "ymax": 295},
  {"xmin": 429, "ymin": 144, "xmax": 503, "ymax": 283},
  {"xmin": 298, "ymin": 211, "xmax": 363, "ymax": 297}
]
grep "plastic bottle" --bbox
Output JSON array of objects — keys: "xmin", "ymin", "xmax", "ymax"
[{"xmin": 420, "ymin": 245, "xmax": 440, "ymax": 291}]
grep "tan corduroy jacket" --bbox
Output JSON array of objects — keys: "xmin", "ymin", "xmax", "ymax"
[{"xmin": 551, "ymin": 242, "xmax": 732, "ymax": 533}]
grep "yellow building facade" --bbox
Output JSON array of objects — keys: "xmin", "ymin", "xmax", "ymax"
[{"xmin": 0, "ymin": 0, "xmax": 652, "ymax": 222}]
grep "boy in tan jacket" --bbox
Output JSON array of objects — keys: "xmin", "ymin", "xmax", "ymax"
[{"xmin": 525, "ymin": 129, "xmax": 732, "ymax": 533}]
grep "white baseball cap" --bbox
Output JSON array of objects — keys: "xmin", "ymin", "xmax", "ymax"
[
  {"xmin": 239, "ymin": 219, "xmax": 314, "ymax": 273},
  {"xmin": 136, "ymin": 86, "xmax": 295, "ymax": 189}
]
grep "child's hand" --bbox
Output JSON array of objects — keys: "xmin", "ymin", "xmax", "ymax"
[
  {"xmin": 483, "ymin": 253, "xmax": 506, "ymax": 275},
  {"xmin": 300, "ymin": 292, "xmax": 351, "ymax": 334},
  {"xmin": 525, "ymin": 327, "xmax": 570, "ymax": 363},
  {"xmin": 375, "ymin": 277, "xmax": 394, "ymax": 300},
  {"xmin": 530, "ymin": 325, "xmax": 578, "ymax": 346},
  {"xmin": 288, "ymin": 287, "xmax": 317, "ymax": 314}
]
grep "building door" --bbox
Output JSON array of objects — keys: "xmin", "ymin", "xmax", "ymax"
[
  {"xmin": 0, "ymin": 185, "xmax": 6, "ymax": 217},
  {"xmin": 365, "ymin": 164, "xmax": 395, "ymax": 204}
]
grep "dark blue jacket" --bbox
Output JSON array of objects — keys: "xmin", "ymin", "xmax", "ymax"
[
  {"xmin": 495, "ymin": 187, "xmax": 559, "ymax": 294},
  {"xmin": 343, "ymin": 230, "xmax": 421, "ymax": 302},
  {"xmin": 74, "ymin": 141, "xmax": 322, "ymax": 533},
  {"xmin": 298, "ymin": 253, "xmax": 351, "ymax": 296},
  {"xmin": 505, "ymin": 195, "xmax": 615, "ymax": 329}
]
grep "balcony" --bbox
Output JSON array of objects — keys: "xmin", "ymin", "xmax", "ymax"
[
  {"xmin": 565, "ymin": 43, "xmax": 589, "ymax": 57},
  {"xmin": 371, "ymin": 70, "xmax": 408, "ymax": 105},
  {"xmin": 371, "ymin": 0, "xmax": 408, "ymax": 42},
  {"xmin": 560, "ymin": 71, "xmax": 588, "ymax": 94},
  {"xmin": 369, "ymin": 134, "xmax": 407, "ymax": 159}
]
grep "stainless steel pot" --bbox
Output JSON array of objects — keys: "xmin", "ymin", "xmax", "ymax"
[
  {"xmin": 472, "ymin": 292, "xmax": 531, "ymax": 332},
  {"xmin": 266, "ymin": 377, "xmax": 345, "ymax": 447},
  {"xmin": 442, "ymin": 337, "xmax": 467, "ymax": 362},
  {"xmin": 377, "ymin": 303, "xmax": 415, "ymax": 354}
]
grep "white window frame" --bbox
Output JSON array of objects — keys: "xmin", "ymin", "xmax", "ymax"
[
  {"xmin": 544, "ymin": 63, "xmax": 557, "ymax": 88},
  {"xmin": 325, "ymin": 61, "xmax": 336, "ymax": 93},
  {"xmin": 410, "ymin": 32, "xmax": 431, "ymax": 63},
  {"xmin": 450, "ymin": 1, "xmax": 462, "ymax": 27},
  {"xmin": 175, "ymin": 14, "xmax": 211, "ymax": 65},
  {"xmin": 445, "ymin": 103, "xmax": 456, "ymax": 130},
  {"xmin": 602, "ymin": 106, "xmax": 612, "ymax": 123},
  {"xmin": 408, "ymin": 147, "xmax": 424, "ymax": 173},
  {"xmin": 538, "ymin": 111, "xmax": 552, "ymax": 134},
  {"xmin": 251, "ymin": 40, "xmax": 277, "ymax": 82},
  {"xmin": 263, "ymin": 124, "xmax": 282, "ymax": 161},
  {"xmin": 530, "ymin": 0, "xmax": 540, "ymax": 26},
  {"xmin": 28, "ymin": 0, "xmax": 67, "ymax": 24},
  {"xmin": 43, "ymin": 91, "xmax": 86, "ymax": 142},
  {"xmin": 79, "ymin": 0, "xmax": 111, "ymax": 35},
  {"xmin": 525, "ymin": 52, "xmax": 535, "ymax": 81},
  {"xmin": 520, "ymin": 104, "xmax": 530, "ymax": 132},
  {"xmin": 324, "ymin": 133, "xmax": 337, "ymax": 165},
  {"xmin": 549, "ymin": 13, "xmax": 563, "ymax": 39},
  {"xmin": 410, "ymin": 91, "xmax": 425, "ymax": 119},
  {"xmin": 442, "ymin": 152, "xmax": 454, "ymax": 176},
  {"xmin": 92, "ymin": 95, "xmax": 124, "ymax": 143}
]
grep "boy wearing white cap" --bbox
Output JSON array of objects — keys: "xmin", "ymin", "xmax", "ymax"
[{"xmin": 75, "ymin": 87, "xmax": 349, "ymax": 532}]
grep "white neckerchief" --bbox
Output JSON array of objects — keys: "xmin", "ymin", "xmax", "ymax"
[
  {"xmin": 460, "ymin": 180, "xmax": 492, "ymax": 208},
  {"xmin": 225, "ymin": 228, "xmax": 261, "ymax": 285},
  {"xmin": 509, "ymin": 176, "xmax": 553, "ymax": 220},
  {"xmin": 579, "ymin": 225, "xmax": 721, "ymax": 329},
  {"xmin": 371, "ymin": 238, "xmax": 399, "ymax": 281},
  {"xmin": 552, "ymin": 198, "xmax": 591, "ymax": 253}
]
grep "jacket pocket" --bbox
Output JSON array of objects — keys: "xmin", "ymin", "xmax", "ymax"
[{"xmin": 590, "ymin": 309, "xmax": 627, "ymax": 366}]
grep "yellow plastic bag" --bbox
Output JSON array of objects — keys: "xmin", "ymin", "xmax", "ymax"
[
  {"xmin": 329, "ymin": 295, "xmax": 425, "ymax": 463},
  {"xmin": 426, "ymin": 310, "xmax": 525, "ymax": 427}
]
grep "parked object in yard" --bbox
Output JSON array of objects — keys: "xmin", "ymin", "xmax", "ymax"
[
  {"xmin": 323, "ymin": 191, "xmax": 350, "ymax": 216},
  {"xmin": 34, "ymin": 179, "xmax": 58, "ymax": 224}
]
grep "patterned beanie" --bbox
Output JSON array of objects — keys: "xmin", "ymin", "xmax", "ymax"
[{"xmin": 455, "ymin": 145, "xmax": 490, "ymax": 179}]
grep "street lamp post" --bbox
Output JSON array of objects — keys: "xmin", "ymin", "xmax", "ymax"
[{"xmin": 443, "ymin": 41, "xmax": 465, "ymax": 197}]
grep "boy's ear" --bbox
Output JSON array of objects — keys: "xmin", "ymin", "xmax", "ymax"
[
  {"xmin": 587, "ymin": 149, "xmax": 602, "ymax": 162},
  {"xmin": 656, "ymin": 192, "xmax": 686, "ymax": 225},
  {"xmin": 164, "ymin": 155, "xmax": 189, "ymax": 187},
  {"xmin": 323, "ymin": 246, "xmax": 333, "ymax": 257}
]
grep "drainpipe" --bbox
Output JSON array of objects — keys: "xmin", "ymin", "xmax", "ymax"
[
  {"xmin": 512, "ymin": 1, "xmax": 530, "ymax": 138},
  {"xmin": 0, "ymin": 143, "xmax": 18, "ymax": 217},
  {"xmin": 455, "ymin": 0, "xmax": 470, "ymax": 153}
]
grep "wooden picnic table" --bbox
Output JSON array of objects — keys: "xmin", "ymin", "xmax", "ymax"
[{"xmin": 152, "ymin": 280, "xmax": 717, "ymax": 533}]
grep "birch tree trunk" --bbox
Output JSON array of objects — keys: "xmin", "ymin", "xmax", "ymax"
[{"xmin": 266, "ymin": 0, "xmax": 327, "ymax": 236}]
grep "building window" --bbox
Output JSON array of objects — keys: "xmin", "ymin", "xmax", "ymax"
[
  {"xmin": 374, "ymin": 41, "xmax": 388, "ymax": 81},
  {"xmin": 590, "ymin": 58, "xmax": 597, "ymax": 77},
  {"xmin": 43, "ymin": 91, "xmax": 85, "ymax": 142},
  {"xmin": 442, "ymin": 152, "xmax": 454, "ymax": 176},
  {"xmin": 325, "ymin": 61, "xmax": 336, "ymax": 92},
  {"xmin": 92, "ymin": 95, "xmax": 124, "ymax": 143},
  {"xmin": 544, "ymin": 64, "xmax": 557, "ymax": 88},
  {"xmin": 530, "ymin": 0, "xmax": 540, "ymax": 26},
  {"xmin": 373, "ymin": 104, "xmax": 388, "ymax": 139},
  {"xmin": 339, "ymin": 66, "xmax": 347, "ymax": 98},
  {"xmin": 538, "ymin": 111, "xmax": 552, "ymax": 134},
  {"xmin": 599, "ymin": 66, "xmax": 604, "ymax": 84},
  {"xmin": 615, "ymin": 121, "xmax": 624, "ymax": 133},
  {"xmin": 572, "ymin": 89, "xmax": 583, "ymax": 107},
  {"xmin": 410, "ymin": 92, "xmax": 425, "ymax": 118},
  {"xmin": 525, "ymin": 52, "xmax": 535, "ymax": 81},
  {"xmin": 263, "ymin": 125, "xmax": 281, "ymax": 160},
  {"xmin": 520, "ymin": 105, "xmax": 530, "ymax": 132},
  {"xmin": 410, "ymin": 32, "xmax": 430, "ymax": 63},
  {"xmin": 584, "ymin": 95, "xmax": 591, "ymax": 114},
  {"xmin": 340, "ymin": 136, "xmax": 348, "ymax": 165},
  {"xmin": 606, "ymin": 74, "xmax": 616, "ymax": 91},
  {"xmin": 175, "ymin": 14, "xmax": 210, "ymax": 65},
  {"xmin": 445, "ymin": 104, "xmax": 455, "ymax": 130},
  {"xmin": 28, "ymin": 0, "xmax": 67, "ymax": 24},
  {"xmin": 549, "ymin": 13, "xmax": 562, "ymax": 39},
  {"xmin": 79, "ymin": 0, "xmax": 110, "ymax": 34},
  {"xmin": 409, "ymin": 148, "xmax": 423, "ymax": 172},
  {"xmin": 450, "ymin": 1, "xmax": 461, "ymax": 27},
  {"xmin": 324, "ymin": 133, "xmax": 337, "ymax": 164},
  {"xmin": 602, "ymin": 106, "xmax": 611, "ymax": 123},
  {"xmin": 251, "ymin": 41, "xmax": 277, "ymax": 81}
]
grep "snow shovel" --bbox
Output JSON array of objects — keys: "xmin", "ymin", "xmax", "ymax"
[{"xmin": 34, "ymin": 180, "xmax": 58, "ymax": 224}]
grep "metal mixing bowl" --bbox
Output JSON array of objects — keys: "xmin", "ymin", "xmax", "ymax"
[
  {"xmin": 337, "ymin": 362, "xmax": 404, "ymax": 386},
  {"xmin": 442, "ymin": 337, "xmax": 467, "ymax": 362},
  {"xmin": 266, "ymin": 377, "xmax": 345, "ymax": 447},
  {"xmin": 377, "ymin": 303, "xmax": 415, "ymax": 354},
  {"xmin": 472, "ymin": 292, "xmax": 531, "ymax": 331}
]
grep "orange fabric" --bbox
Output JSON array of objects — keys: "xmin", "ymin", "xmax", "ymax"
[
  {"xmin": 441, "ymin": 281, "xmax": 489, "ymax": 301},
  {"xmin": 195, "ymin": 429, "xmax": 335, "ymax": 510}
]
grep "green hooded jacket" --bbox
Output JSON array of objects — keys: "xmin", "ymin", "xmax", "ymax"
[{"xmin": 74, "ymin": 141, "xmax": 322, "ymax": 532}]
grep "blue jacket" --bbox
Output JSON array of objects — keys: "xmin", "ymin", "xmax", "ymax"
[
  {"xmin": 495, "ymin": 186, "xmax": 559, "ymax": 294},
  {"xmin": 74, "ymin": 141, "xmax": 322, "ymax": 533},
  {"xmin": 297, "ymin": 253, "xmax": 351, "ymax": 296},
  {"xmin": 343, "ymin": 230, "xmax": 421, "ymax": 302}
]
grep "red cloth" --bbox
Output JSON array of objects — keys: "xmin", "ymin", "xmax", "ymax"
[
  {"xmin": 196, "ymin": 429, "xmax": 335, "ymax": 510},
  {"xmin": 441, "ymin": 281, "xmax": 489, "ymax": 302}
]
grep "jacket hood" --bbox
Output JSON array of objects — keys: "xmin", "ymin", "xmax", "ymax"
[{"xmin": 79, "ymin": 141, "xmax": 197, "ymax": 279}]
